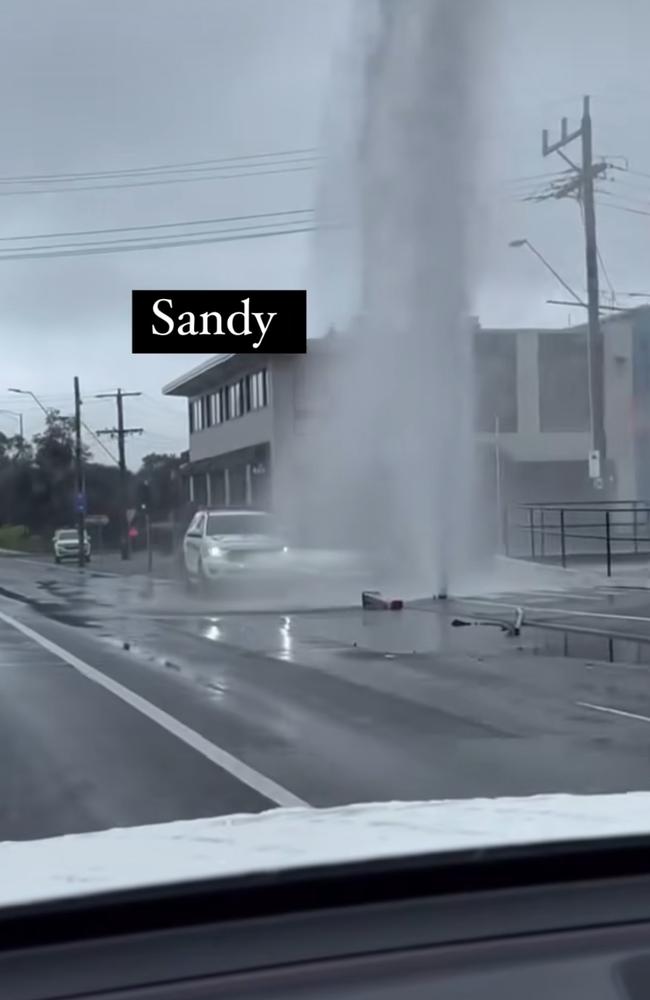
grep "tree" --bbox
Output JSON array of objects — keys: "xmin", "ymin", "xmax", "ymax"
[
  {"xmin": 84, "ymin": 461, "xmax": 130, "ymax": 548},
  {"xmin": 29, "ymin": 411, "xmax": 89, "ymax": 532},
  {"xmin": 134, "ymin": 453, "xmax": 183, "ymax": 520},
  {"xmin": 0, "ymin": 423, "xmax": 184, "ymax": 551}
]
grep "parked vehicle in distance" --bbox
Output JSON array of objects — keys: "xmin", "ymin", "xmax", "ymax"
[
  {"xmin": 182, "ymin": 509, "xmax": 288, "ymax": 586},
  {"xmin": 53, "ymin": 528, "xmax": 91, "ymax": 564}
]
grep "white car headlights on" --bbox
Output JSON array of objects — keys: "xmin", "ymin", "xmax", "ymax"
[{"xmin": 208, "ymin": 544, "xmax": 223, "ymax": 558}]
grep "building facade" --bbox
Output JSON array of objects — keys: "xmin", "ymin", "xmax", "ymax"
[
  {"xmin": 475, "ymin": 306, "xmax": 650, "ymax": 506},
  {"xmin": 162, "ymin": 337, "xmax": 336, "ymax": 519},
  {"xmin": 163, "ymin": 307, "xmax": 650, "ymax": 527}
]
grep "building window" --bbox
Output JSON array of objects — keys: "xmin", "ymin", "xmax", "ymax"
[
  {"xmin": 228, "ymin": 383, "xmax": 240, "ymax": 419},
  {"xmin": 249, "ymin": 369, "xmax": 268, "ymax": 410},
  {"xmin": 474, "ymin": 333, "xmax": 517, "ymax": 432},
  {"xmin": 202, "ymin": 394, "xmax": 211, "ymax": 428},
  {"xmin": 198, "ymin": 371, "xmax": 268, "ymax": 432},
  {"xmin": 538, "ymin": 333, "xmax": 590, "ymax": 432},
  {"xmin": 190, "ymin": 398, "xmax": 204, "ymax": 433},
  {"xmin": 212, "ymin": 390, "xmax": 222, "ymax": 424}
]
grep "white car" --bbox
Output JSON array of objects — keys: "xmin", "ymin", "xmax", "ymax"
[
  {"xmin": 53, "ymin": 528, "xmax": 91, "ymax": 563},
  {"xmin": 182, "ymin": 509, "xmax": 288, "ymax": 586}
]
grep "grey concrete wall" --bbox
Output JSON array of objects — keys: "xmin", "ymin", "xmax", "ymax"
[
  {"xmin": 480, "ymin": 318, "xmax": 639, "ymax": 497},
  {"xmin": 189, "ymin": 406, "xmax": 274, "ymax": 462},
  {"xmin": 603, "ymin": 315, "xmax": 636, "ymax": 498}
]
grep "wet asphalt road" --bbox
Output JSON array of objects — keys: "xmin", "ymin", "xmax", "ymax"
[{"xmin": 2, "ymin": 552, "xmax": 650, "ymax": 841}]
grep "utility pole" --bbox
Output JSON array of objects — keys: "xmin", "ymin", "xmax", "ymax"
[
  {"xmin": 96, "ymin": 389, "xmax": 143, "ymax": 560},
  {"xmin": 495, "ymin": 415, "xmax": 503, "ymax": 553},
  {"xmin": 73, "ymin": 376, "xmax": 86, "ymax": 568},
  {"xmin": 542, "ymin": 95, "xmax": 608, "ymax": 483},
  {"xmin": 580, "ymin": 96, "xmax": 606, "ymax": 467}
]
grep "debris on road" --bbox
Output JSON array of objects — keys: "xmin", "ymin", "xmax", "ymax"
[{"xmin": 361, "ymin": 591, "xmax": 404, "ymax": 610}]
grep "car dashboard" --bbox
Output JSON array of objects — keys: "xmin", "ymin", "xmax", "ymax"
[{"xmin": 2, "ymin": 836, "xmax": 650, "ymax": 999}]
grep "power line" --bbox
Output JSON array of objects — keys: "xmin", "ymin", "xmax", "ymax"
[
  {"xmin": 0, "ymin": 156, "xmax": 319, "ymax": 186},
  {"xmin": 81, "ymin": 420, "xmax": 119, "ymax": 466},
  {"xmin": 502, "ymin": 169, "xmax": 571, "ymax": 186},
  {"xmin": 0, "ymin": 207, "xmax": 313, "ymax": 243},
  {"xmin": 597, "ymin": 247, "xmax": 616, "ymax": 302},
  {"xmin": 602, "ymin": 176, "xmax": 650, "ymax": 195},
  {"xmin": 0, "ymin": 223, "xmax": 319, "ymax": 261},
  {"xmin": 0, "ymin": 147, "xmax": 320, "ymax": 184},
  {"xmin": 579, "ymin": 198, "xmax": 617, "ymax": 303},
  {"xmin": 0, "ymin": 218, "xmax": 318, "ymax": 255},
  {"xmin": 0, "ymin": 164, "xmax": 316, "ymax": 198},
  {"xmin": 596, "ymin": 200, "xmax": 650, "ymax": 218},
  {"xmin": 616, "ymin": 167, "xmax": 650, "ymax": 182},
  {"xmin": 596, "ymin": 187, "xmax": 650, "ymax": 209}
]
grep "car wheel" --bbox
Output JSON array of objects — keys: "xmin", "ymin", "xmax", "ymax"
[
  {"xmin": 197, "ymin": 557, "xmax": 211, "ymax": 594},
  {"xmin": 54, "ymin": 555, "xmax": 61, "ymax": 564},
  {"xmin": 182, "ymin": 557, "xmax": 196, "ymax": 591}
]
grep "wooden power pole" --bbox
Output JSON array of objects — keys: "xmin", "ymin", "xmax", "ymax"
[
  {"xmin": 542, "ymin": 95, "xmax": 608, "ymax": 484},
  {"xmin": 96, "ymin": 389, "xmax": 142, "ymax": 560}
]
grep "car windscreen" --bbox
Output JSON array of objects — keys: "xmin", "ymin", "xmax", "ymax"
[
  {"xmin": 206, "ymin": 514, "xmax": 274, "ymax": 536},
  {"xmin": 57, "ymin": 531, "xmax": 78, "ymax": 540}
]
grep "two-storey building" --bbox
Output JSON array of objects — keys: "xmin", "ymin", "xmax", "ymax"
[
  {"xmin": 162, "ymin": 335, "xmax": 337, "ymax": 520},
  {"xmin": 163, "ymin": 306, "xmax": 650, "ymax": 533}
]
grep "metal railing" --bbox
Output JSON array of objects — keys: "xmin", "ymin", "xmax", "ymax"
[{"xmin": 505, "ymin": 500, "xmax": 650, "ymax": 577}]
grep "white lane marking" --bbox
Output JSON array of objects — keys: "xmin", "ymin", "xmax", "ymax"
[
  {"xmin": 463, "ymin": 598, "xmax": 650, "ymax": 625},
  {"xmin": 517, "ymin": 591, "xmax": 603, "ymax": 603},
  {"xmin": 577, "ymin": 701, "xmax": 650, "ymax": 724},
  {"xmin": 0, "ymin": 609, "xmax": 306, "ymax": 809}
]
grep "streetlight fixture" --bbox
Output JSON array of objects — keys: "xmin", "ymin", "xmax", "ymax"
[
  {"xmin": 508, "ymin": 238, "xmax": 586, "ymax": 306},
  {"xmin": 508, "ymin": 240, "xmax": 624, "ymax": 312},
  {"xmin": 8, "ymin": 387, "xmax": 50, "ymax": 417},
  {"xmin": 508, "ymin": 239, "xmax": 625, "ymax": 313},
  {"xmin": 0, "ymin": 410, "xmax": 24, "ymax": 438}
]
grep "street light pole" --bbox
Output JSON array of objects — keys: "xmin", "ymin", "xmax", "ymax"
[
  {"xmin": 8, "ymin": 388, "xmax": 50, "ymax": 418},
  {"xmin": 508, "ymin": 239, "xmax": 585, "ymax": 306}
]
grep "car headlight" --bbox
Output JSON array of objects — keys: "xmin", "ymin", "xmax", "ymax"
[
  {"xmin": 208, "ymin": 545, "xmax": 223, "ymax": 557},
  {"xmin": 282, "ymin": 546, "xmax": 289, "ymax": 553}
]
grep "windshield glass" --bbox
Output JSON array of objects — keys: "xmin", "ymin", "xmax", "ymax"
[
  {"xmin": 206, "ymin": 514, "xmax": 275, "ymax": 536},
  {"xmin": 1, "ymin": 0, "xmax": 649, "ymax": 915}
]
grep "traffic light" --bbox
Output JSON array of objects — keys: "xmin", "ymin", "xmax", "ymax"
[{"xmin": 137, "ymin": 479, "xmax": 151, "ymax": 511}]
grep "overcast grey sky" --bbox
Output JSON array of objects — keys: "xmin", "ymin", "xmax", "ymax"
[{"xmin": 1, "ymin": 0, "xmax": 649, "ymax": 462}]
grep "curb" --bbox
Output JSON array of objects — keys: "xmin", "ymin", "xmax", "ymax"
[{"xmin": 0, "ymin": 549, "xmax": 172, "ymax": 585}]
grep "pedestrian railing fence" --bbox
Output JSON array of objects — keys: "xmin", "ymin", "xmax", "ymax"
[{"xmin": 505, "ymin": 500, "xmax": 650, "ymax": 577}]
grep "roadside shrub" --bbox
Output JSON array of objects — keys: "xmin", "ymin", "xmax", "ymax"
[{"xmin": 0, "ymin": 525, "xmax": 47, "ymax": 552}]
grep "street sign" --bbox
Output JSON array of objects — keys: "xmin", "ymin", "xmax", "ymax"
[
  {"xmin": 85, "ymin": 514, "xmax": 109, "ymax": 526},
  {"xmin": 75, "ymin": 492, "xmax": 86, "ymax": 514},
  {"xmin": 126, "ymin": 508, "xmax": 137, "ymax": 525}
]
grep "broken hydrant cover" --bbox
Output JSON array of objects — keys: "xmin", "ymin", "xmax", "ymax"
[{"xmin": 362, "ymin": 591, "xmax": 403, "ymax": 611}]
